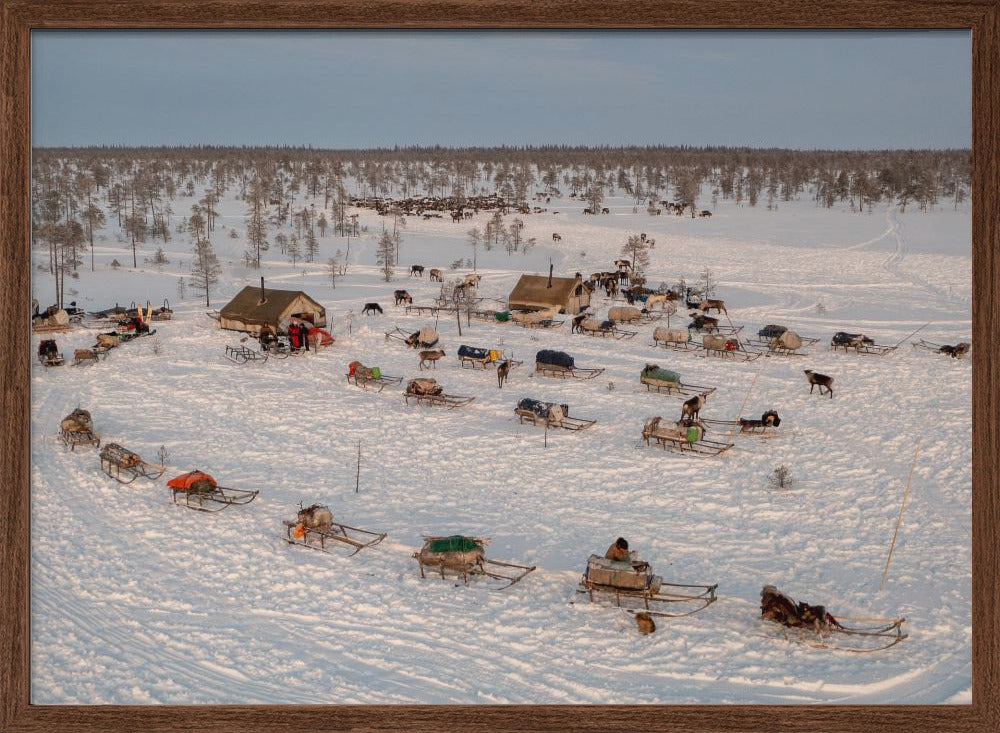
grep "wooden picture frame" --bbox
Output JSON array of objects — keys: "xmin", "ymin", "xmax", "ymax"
[{"xmin": 1, "ymin": 1, "xmax": 996, "ymax": 731}]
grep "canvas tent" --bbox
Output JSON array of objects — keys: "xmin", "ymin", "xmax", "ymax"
[
  {"xmin": 507, "ymin": 274, "xmax": 590, "ymax": 315},
  {"xmin": 219, "ymin": 286, "xmax": 326, "ymax": 335}
]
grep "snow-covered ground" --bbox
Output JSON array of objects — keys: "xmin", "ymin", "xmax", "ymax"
[{"xmin": 30, "ymin": 190, "xmax": 971, "ymax": 704}]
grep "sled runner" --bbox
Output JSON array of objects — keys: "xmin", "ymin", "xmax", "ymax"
[
  {"xmin": 641, "ymin": 417, "xmax": 733, "ymax": 456},
  {"xmin": 347, "ymin": 361, "xmax": 403, "ymax": 392},
  {"xmin": 403, "ymin": 378, "xmax": 475, "ymax": 408},
  {"xmin": 830, "ymin": 331, "xmax": 896, "ymax": 355},
  {"xmin": 534, "ymin": 350, "xmax": 604, "ymax": 380},
  {"xmin": 59, "ymin": 408, "xmax": 100, "ymax": 451},
  {"xmin": 414, "ymin": 535, "xmax": 536, "ymax": 590},
  {"xmin": 760, "ymin": 585, "xmax": 907, "ymax": 652},
  {"xmin": 283, "ymin": 503, "xmax": 386, "ymax": 556},
  {"xmin": 99, "ymin": 443, "xmax": 165, "ymax": 484},
  {"xmin": 515, "ymin": 398, "xmax": 595, "ymax": 431},
  {"xmin": 639, "ymin": 365, "xmax": 716, "ymax": 398},
  {"xmin": 224, "ymin": 344, "xmax": 268, "ymax": 364},
  {"xmin": 168, "ymin": 470, "xmax": 259, "ymax": 512},
  {"xmin": 913, "ymin": 339, "xmax": 971, "ymax": 359},
  {"xmin": 577, "ymin": 317, "xmax": 637, "ymax": 340},
  {"xmin": 700, "ymin": 335, "xmax": 761, "ymax": 362},
  {"xmin": 385, "ymin": 327, "xmax": 440, "ymax": 349},
  {"xmin": 577, "ymin": 553, "xmax": 717, "ymax": 618}
]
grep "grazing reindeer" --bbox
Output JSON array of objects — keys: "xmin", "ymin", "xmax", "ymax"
[
  {"xmin": 681, "ymin": 394, "xmax": 707, "ymax": 422},
  {"xmin": 804, "ymin": 370, "xmax": 834, "ymax": 398},
  {"xmin": 410, "ymin": 265, "xmax": 425, "ymax": 277},
  {"xmin": 362, "ymin": 302, "xmax": 383, "ymax": 315},
  {"xmin": 418, "ymin": 349, "xmax": 446, "ymax": 370},
  {"xmin": 613, "ymin": 259, "xmax": 632, "ymax": 270},
  {"xmin": 571, "ymin": 313, "xmax": 588, "ymax": 334},
  {"xmin": 429, "ymin": 268, "xmax": 443, "ymax": 282},
  {"xmin": 552, "ymin": 232, "xmax": 562, "ymax": 241},
  {"xmin": 394, "ymin": 289, "xmax": 413, "ymax": 306},
  {"xmin": 463, "ymin": 273, "xmax": 482, "ymax": 288},
  {"xmin": 496, "ymin": 359, "xmax": 511, "ymax": 388},
  {"xmin": 698, "ymin": 299, "xmax": 727, "ymax": 315}
]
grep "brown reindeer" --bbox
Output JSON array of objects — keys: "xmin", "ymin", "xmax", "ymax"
[
  {"xmin": 698, "ymin": 299, "xmax": 727, "ymax": 315},
  {"xmin": 394, "ymin": 289, "xmax": 413, "ymax": 306},
  {"xmin": 635, "ymin": 612, "xmax": 656, "ymax": 635},
  {"xmin": 496, "ymin": 359, "xmax": 511, "ymax": 388},
  {"xmin": 429, "ymin": 268, "xmax": 443, "ymax": 282},
  {"xmin": 419, "ymin": 349, "xmax": 446, "ymax": 370},
  {"xmin": 804, "ymin": 370, "xmax": 834, "ymax": 398},
  {"xmin": 681, "ymin": 394, "xmax": 707, "ymax": 422},
  {"xmin": 552, "ymin": 232, "xmax": 562, "ymax": 241}
]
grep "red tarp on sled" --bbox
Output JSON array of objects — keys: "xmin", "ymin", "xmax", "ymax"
[
  {"xmin": 167, "ymin": 470, "xmax": 217, "ymax": 491},
  {"xmin": 308, "ymin": 327, "xmax": 334, "ymax": 348}
]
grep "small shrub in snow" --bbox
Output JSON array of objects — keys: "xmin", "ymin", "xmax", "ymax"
[
  {"xmin": 815, "ymin": 301, "xmax": 827, "ymax": 315},
  {"xmin": 151, "ymin": 336, "xmax": 162, "ymax": 356},
  {"xmin": 110, "ymin": 259, "xmax": 121, "ymax": 270},
  {"xmin": 157, "ymin": 445, "xmax": 170, "ymax": 467},
  {"xmin": 770, "ymin": 465, "xmax": 793, "ymax": 489}
]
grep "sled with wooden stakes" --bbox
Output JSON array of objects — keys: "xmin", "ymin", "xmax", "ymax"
[
  {"xmin": 700, "ymin": 335, "xmax": 761, "ymax": 362},
  {"xmin": 638, "ymin": 365, "xmax": 716, "ymax": 398},
  {"xmin": 577, "ymin": 554, "xmax": 718, "ymax": 618},
  {"xmin": 641, "ymin": 417, "xmax": 733, "ymax": 456},
  {"xmin": 414, "ymin": 535, "xmax": 536, "ymax": 590},
  {"xmin": 912, "ymin": 339, "xmax": 971, "ymax": 359},
  {"xmin": 534, "ymin": 350, "xmax": 604, "ymax": 380},
  {"xmin": 283, "ymin": 503, "xmax": 386, "ymax": 556},
  {"xmin": 224, "ymin": 344, "xmax": 268, "ymax": 364},
  {"xmin": 457, "ymin": 345, "xmax": 522, "ymax": 370},
  {"xmin": 830, "ymin": 331, "xmax": 896, "ymax": 356},
  {"xmin": 99, "ymin": 443, "xmax": 165, "ymax": 484},
  {"xmin": 515, "ymin": 398, "xmax": 596, "ymax": 431},
  {"xmin": 576, "ymin": 317, "xmax": 637, "ymax": 340},
  {"xmin": 385, "ymin": 327, "xmax": 440, "ymax": 349},
  {"xmin": 167, "ymin": 470, "xmax": 259, "ymax": 512},
  {"xmin": 760, "ymin": 585, "xmax": 907, "ymax": 652},
  {"xmin": 403, "ymin": 378, "xmax": 475, "ymax": 408},
  {"xmin": 747, "ymin": 325, "xmax": 817, "ymax": 356},
  {"xmin": 59, "ymin": 408, "xmax": 100, "ymax": 451},
  {"xmin": 346, "ymin": 361, "xmax": 403, "ymax": 392},
  {"xmin": 510, "ymin": 308, "xmax": 564, "ymax": 330}
]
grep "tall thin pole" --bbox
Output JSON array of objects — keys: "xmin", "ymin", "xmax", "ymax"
[
  {"xmin": 880, "ymin": 440, "xmax": 921, "ymax": 591},
  {"xmin": 355, "ymin": 439, "xmax": 361, "ymax": 493}
]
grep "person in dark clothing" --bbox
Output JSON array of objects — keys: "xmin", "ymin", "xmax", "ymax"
[{"xmin": 605, "ymin": 537, "xmax": 631, "ymax": 562}]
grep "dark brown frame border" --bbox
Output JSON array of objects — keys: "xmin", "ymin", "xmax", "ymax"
[{"xmin": 2, "ymin": 2, "xmax": 997, "ymax": 731}]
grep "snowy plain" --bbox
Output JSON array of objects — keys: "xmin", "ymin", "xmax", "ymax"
[{"xmin": 30, "ymin": 189, "xmax": 972, "ymax": 705}]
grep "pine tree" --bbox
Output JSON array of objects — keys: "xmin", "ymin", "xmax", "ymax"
[
  {"xmin": 190, "ymin": 232, "xmax": 220, "ymax": 307},
  {"xmin": 376, "ymin": 231, "xmax": 396, "ymax": 282}
]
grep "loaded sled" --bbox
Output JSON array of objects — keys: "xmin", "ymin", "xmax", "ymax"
[
  {"xmin": 59, "ymin": 408, "xmax": 100, "ymax": 451},
  {"xmin": 168, "ymin": 470, "xmax": 259, "ymax": 512},
  {"xmin": 687, "ymin": 314, "xmax": 743, "ymax": 336},
  {"xmin": 37, "ymin": 339, "xmax": 65, "ymax": 367},
  {"xmin": 576, "ymin": 317, "xmax": 637, "ymax": 340},
  {"xmin": 347, "ymin": 361, "xmax": 403, "ymax": 392},
  {"xmin": 641, "ymin": 417, "xmax": 733, "ymax": 456},
  {"xmin": 385, "ymin": 327, "xmax": 440, "ymax": 349},
  {"xmin": 414, "ymin": 535, "xmax": 536, "ymax": 590},
  {"xmin": 534, "ymin": 350, "xmax": 604, "ymax": 380},
  {"xmin": 830, "ymin": 331, "xmax": 896, "ymax": 356},
  {"xmin": 700, "ymin": 335, "xmax": 761, "ymax": 362},
  {"xmin": 652, "ymin": 327, "xmax": 700, "ymax": 352},
  {"xmin": 608, "ymin": 305, "xmax": 661, "ymax": 325},
  {"xmin": 639, "ymin": 365, "xmax": 715, "ymax": 398},
  {"xmin": 913, "ymin": 339, "xmax": 971, "ymax": 359},
  {"xmin": 99, "ymin": 443, "xmax": 165, "ymax": 484},
  {"xmin": 283, "ymin": 503, "xmax": 386, "ymax": 556},
  {"xmin": 457, "ymin": 345, "xmax": 521, "ymax": 370},
  {"xmin": 32, "ymin": 307, "xmax": 71, "ymax": 334},
  {"xmin": 72, "ymin": 348, "xmax": 103, "ymax": 366},
  {"xmin": 510, "ymin": 308, "xmax": 564, "ymax": 330},
  {"xmin": 515, "ymin": 398, "xmax": 595, "ymax": 431},
  {"xmin": 404, "ymin": 378, "xmax": 475, "ymax": 408},
  {"xmin": 748, "ymin": 325, "xmax": 816, "ymax": 356},
  {"xmin": 760, "ymin": 585, "xmax": 907, "ymax": 652},
  {"xmin": 578, "ymin": 553, "xmax": 717, "ymax": 618}
]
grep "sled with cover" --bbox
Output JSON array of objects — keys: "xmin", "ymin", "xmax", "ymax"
[
  {"xmin": 99, "ymin": 443, "xmax": 165, "ymax": 484},
  {"xmin": 59, "ymin": 408, "xmax": 100, "ymax": 451},
  {"xmin": 534, "ymin": 350, "xmax": 604, "ymax": 380},
  {"xmin": 577, "ymin": 554, "xmax": 718, "ymax": 618},
  {"xmin": 347, "ymin": 361, "xmax": 403, "ymax": 392},
  {"xmin": 638, "ymin": 364, "xmax": 716, "ymax": 398},
  {"xmin": 641, "ymin": 417, "xmax": 733, "ymax": 456},
  {"xmin": 168, "ymin": 470, "xmax": 259, "ymax": 512},
  {"xmin": 830, "ymin": 331, "xmax": 896, "ymax": 355},
  {"xmin": 414, "ymin": 535, "xmax": 536, "ymax": 590},
  {"xmin": 514, "ymin": 398, "xmax": 595, "ymax": 431},
  {"xmin": 577, "ymin": 317, "xmax": 637, "ymax": 340},
  {"xmin": 457, "ymin": 345, "xmax": 521, "ymax": 370},
  {"xmin": 283, "ymin": 503, "xmax": 387, "ymax": 556},
  {"xmin": 699, "ymin": 334, "xmax": 761, "ymax": 362},
  {"xmin": 403, "ymin": 378, "xmax": 475, "ymax": 408}
]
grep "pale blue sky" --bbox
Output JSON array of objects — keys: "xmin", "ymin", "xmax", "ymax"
[{"xmin": 31, "ymin": 30, "xmax": 971, "ymax": 150}]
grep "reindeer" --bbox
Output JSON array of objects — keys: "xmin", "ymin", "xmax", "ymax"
[
  {"xmin": 613, "ymin": 258, "xmax": 632, "ymax": 270},
  {"xmin": 688, "ymin": 313, "xmax": 719, "ymax": 332},
  {"xmin": 418, "ymin": 349, "xmax": 446, "ymax": 370},
  {"xmin": 450, "ymin": 211, "xmax": 463, "ymax": 222},
  {"xmin": 429, "ymin": 268, "xmax": 443, "ymax": 282},
  {"xmin": 394, "ymin": 289, "xmax": 413, "ymax": 306},
  {"xmin": 699, "ymin": 210, "xmax": 713, "ymax": 218},
  {"xmin": 410, "ymin": 265, "xmax": 425, "ymax": 277},
  {"xmin": 463, "ymin": 273, "xmax": 482, "ymax": 288},
  {"xmin": 571, "ymin": 312, "xmax": 588, "ymax": 334},
  {"xmin": 601, "ymin": 207, "xmax": 610, "ymax": 214},
  {"xmin": 552, "ymin": 233, "xmax": 562, "ymax": 241},
  {"xmin": 362, "ymin": 302, "xmax": 383, "ymax": 315},
  {"xmin": 496, "ymin": 359, "xmax": 511, "ymax": 388},
  {"xmin": 804, "ymin": 370, "xmax": 834, "ymax": 398},
  {"xmin": 697, "ymin": 299, "xmax": 727, "ymax": 315},
  {"xmin": 681, "ymin": 393, "xmax": 707, "ymax": 422}
]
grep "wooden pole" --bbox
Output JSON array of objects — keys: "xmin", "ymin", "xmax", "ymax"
[
  {"xmin": 880, "ymin": 440, "xmax": 921, "ymax": 591},
  {"xmin": 355, "ymin": 439, "xmax": 361, "ymax": 493},
  {"xmin": 892, "ymin": 322, "xmax": 930, "ymax": 349}
]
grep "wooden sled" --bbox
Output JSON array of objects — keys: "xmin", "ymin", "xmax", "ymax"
[
  {"xmin": 224, "ymin": 344, "xmax": 268, "ymax": 364},
  {"xmin": 515, "ymin": 405, "xmax": 595, "ymax": 431},
  {"xmin": 283, "ymin": 509, "xmax": 386, "ymax": 556},
  {"xmin": 577, "ymin": 322, "xmax": 637, "ymax": 340},
  {"xmin": 641, "ymin": 418, "xmax": 733, "ymax": 457},
  {"xmin": 347, "ymin": 371, "xmax": 403, "ymax": 392},
  {"xmin": 99, "ymin": 443, "xmax": 165, "ymax": 484},
  {"xmin": 830, "ymin": 332, "xmax": 897, "ymax": 356},
  {"xmin": 535, "ymin": 363, "xmax": 605, "ymax": 380},
  {"xmin": 404, "ymin": 391, "xmax": 475, "ymax": 409},
  {"xmin": 577, "ymin": 554, "xmax": 718, "ymax": 618},
  {"xmin": 385, "ymin": 327, "xmax": 440, "ymax": 349},
  {"xmin": 61, "ymin": 427, "xmax": 100, "ymax": 451},
  {"xmin": 913, "ymin": 339, "xmax": 971, "ymax": 358},
  {"xmin": 639, "ymin": 375, "xmax": 716, "ymax": 398},
  {"xmin": 414, "ymin": 535, "xmax": 536, "ymax": 590},
  {"xmin": 765, "ymin": 616, "xmax": 908, "ymax": 653},
  {"xmin": 700, "ymin": 341, "xmax": 761, "ymax": 362},
  {"xmin": 171, "ymin": 484, "xmax": 259, "ymax": 512}
]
